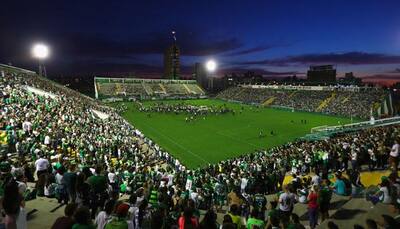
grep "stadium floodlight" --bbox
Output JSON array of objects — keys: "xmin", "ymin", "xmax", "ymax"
[
  {"xmin": 32, "ymin": 43, "xmax": 49, "ymax": 59},
  {"xmin": 206, "ymin": 59, "xmax": 217, "ymax": 72},
  {"xmin": 32, "ymin": 43, "xmax": 49, "ymax": 77}
]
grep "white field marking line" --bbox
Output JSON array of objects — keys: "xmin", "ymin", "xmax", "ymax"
[{"xmin": 139, "ymin": 121, "xmax": 209, "ymax": 164}]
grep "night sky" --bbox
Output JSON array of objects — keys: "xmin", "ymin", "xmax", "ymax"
[{"xmin": 1, "ymin": 0, "xmax": 400, "ymax": 83}]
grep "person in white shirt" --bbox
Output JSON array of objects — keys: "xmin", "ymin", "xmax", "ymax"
[
  {"xmin": 44, "ymin": 135, "xmax": 51, "ymax": 145},
  {"xmin": 311, "ymin": 172, "xmax": 321, "ymax": 186},
  {"xmin": 128, "ymin": 194, "xmax": 139, "ymax": 226},
  {"xmin": 95, "ymin": 200, "xmax": 115, "ymax": 229},
  {"xmin": 351, "ymin": 149, "xmax": 358, "ymax": 171},
  {"xmin": 389, "ymin": 139, "xmax": 399, "ymax": 170},
  {"xmin": 240, "ymin": 176, "xmax": 248, "ymax": 194},
  {"xmin": 108, "ymin": 169, "xmax": 117, "ymax": 184},
  {"xmin": 278, "ymin": 185, "xmax": 295, "ymax": 221},
  {"xmin": 35, "ymin": 154, "xmax": 49, "ymax": 178},
  {"xmin": 22, "ymin": 120, "xmax": 32, "ymax": 133}
]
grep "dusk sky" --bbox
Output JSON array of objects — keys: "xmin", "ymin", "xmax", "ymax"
[{"xmin": 1, "ymin": 0, "xmax": 400, "ymax": 83}]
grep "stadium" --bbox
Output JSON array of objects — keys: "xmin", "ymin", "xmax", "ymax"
[
  {"xmin": 1, "ymin": 60, "xmax": 400, "ymax": 229},
  {"xmin": 2, "ymin": 2, "xmax": 400, "ymax": 229}
]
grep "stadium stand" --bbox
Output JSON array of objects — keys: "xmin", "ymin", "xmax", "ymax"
[
  {"xmin": 1, "ymin": 64, "xmax": 400, "ymax": 229},
  {"xmin": 94, "ymin": 77, "xmax": 206, "ymax": 100},
  {"xmin": 217, "ymin": 85, "xmax": 392, "ymax": 119}
]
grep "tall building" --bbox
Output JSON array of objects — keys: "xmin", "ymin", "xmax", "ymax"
[
  {"xmin": 307, "ymin": 65, "xmax": 336, "ymax": 84},
  {"xmin": 164, "ymin": 32, "xmax": 180, "ymax": 79}
]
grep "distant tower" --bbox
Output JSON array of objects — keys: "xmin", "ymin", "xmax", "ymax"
[{"xmin": 164, "ymin": 31, "xmax": 180, "ymax": 79}]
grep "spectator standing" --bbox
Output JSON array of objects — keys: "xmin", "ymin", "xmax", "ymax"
[
  {"xmin": 63, "ymin": 164, "xmax": 77, "ymax": 204},
  {"xmin": 88, "ymin": 166, "xmax": 108, "ymax": 219},
  {"xmin": 2, "ymin": 180, "xmax": 27, "ymax": 229},
  {"xmin": 389, "ymin": 139, "xmax": 399, "ymax": 171},
  {"xmin": 95, "ymin": 200, "xmax": 115, "ymax": 229},
  {"xmin": 34, "ymin": 153, "xmax": 49, "ymax": 179},
  {"xmin": 308, "ymin": 185, "xmax": 319, "ymax": 229},
  {"xmin": 278, "ymin": 185, "xmax": 294, "ymax": 222},
  {"xmin": 319, "ymin": 179, "xmax": 332, "ymax": 222}
]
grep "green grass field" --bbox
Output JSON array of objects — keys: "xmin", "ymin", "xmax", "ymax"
[{"xmin": 116, "ymin": 99, "xmax": 356, "ymax": 169}]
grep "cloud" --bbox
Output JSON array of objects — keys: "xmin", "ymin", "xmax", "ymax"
[
  {"xmin": 361, "ymin": 74, "xmax": 400, "ymax": 86},
  {"xmin": 220, "ymin": 67, "xmax": 299, "ymax": 76},
  {"xmin": 387, "ymin": 68, "xmax": 400, "ymax": 73},
  {"xmin": 235, "ymin": 52, "xmax": 400, "ymax": 66},
  {"xmin": 225, "ymin": 45, "xmax": 277, "ymax": 56},
  {"xmin": 55, "ymin": 32, "xmax": 243, "ymax": 60},
  {"xmin": 361, "ymin": 74, "xmax": 400, "ymax": 80}
]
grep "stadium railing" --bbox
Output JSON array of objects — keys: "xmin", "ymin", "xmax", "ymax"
[{"xmin": 311, "ymin": 116, "xmax": 400, "ymax": 134}]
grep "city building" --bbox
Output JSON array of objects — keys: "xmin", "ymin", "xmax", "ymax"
[
  {"xmin": 307, "ymin": 65, "xmax": 336, "ymax": 84},
  {"xmin": 338, "ymin": 72, "xmax": 363, "ymax": 85},
  {"xmin": 163, "ymin": 43, "xmax": 180, "ymax": 79}
]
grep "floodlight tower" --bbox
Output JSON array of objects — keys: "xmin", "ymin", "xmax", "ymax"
[
  {"xmin": 32, "ymin": 43, "xmax": 49, "ymax": 77},
  {"xmin": 206, "ymin": 59, "xmax": 217, "ymax": 73},
  {"xmin": 205, "ymin": 59, "xmax": 217, "ymax": 90}
]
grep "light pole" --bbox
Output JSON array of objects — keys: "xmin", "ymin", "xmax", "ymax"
[
  {"xmin": 32, "ymin": 43, "xmax": 49, "ymax": 77},
  {"xmin": 205, "ymin": 59, "xmax": 217, "ymax": 91}
]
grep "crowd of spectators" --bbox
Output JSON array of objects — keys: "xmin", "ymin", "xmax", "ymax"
[
  {"xmin": 217, "ymin": 87, "xmax": 387, "ymax": 119},
  {"xmin": 0, "ymin": 70, "xmax": 399, "ymax": 229}
]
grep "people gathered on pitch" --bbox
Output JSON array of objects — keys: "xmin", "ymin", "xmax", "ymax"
[
  {"xmin": 139, "ymin": 102, "xmax": 234, "ymax": 116},
  {"xmin": 0, "ymin": 70, "xmax": 399, "ymax": 228}
]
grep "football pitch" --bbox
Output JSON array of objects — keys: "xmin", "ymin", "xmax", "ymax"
[{"xmin": 116, "ymin": 99, "xmax": 356, "ymax": 169}]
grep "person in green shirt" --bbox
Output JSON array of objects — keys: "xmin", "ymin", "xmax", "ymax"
[
  {"xmin": 266, "ymin": 200, "xmax": 279, "ymax": 229},
  {"xmin": 319, "ymin": 180, "xmax": 332, "ymax": 221},
  {"xmin": 247, "ymin": 208, "xmax": 264, "ymax": 229},
  {"xmin": 87, "ymin": 166, "xmax": 107, "ymax": 194},
  {"xmin": 104, "ymin": 203, "xmax": 130, "ymax": 229},
  {"xmin": 228, "ymin": 204, "xmax": 242, "ymax": 229},
  {"xmin": 87, "ymin": 166, "xmax": 108, "ymax": 219},
  {"xmin": 72, "ymin": 206, "xmax": 96, "ymax": 229}
]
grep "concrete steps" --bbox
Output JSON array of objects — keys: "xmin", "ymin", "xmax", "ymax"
[
  {"xmin": 262, "ymin": 97, "xmax": 275, "ymax": 106},
  {"xmin": 183, "ymin": 84, "xmax": 192, "ymax": 94},
  {"xmin": 142, "ymin": 83, "xmax": 153, "ymax": 95},
  {"xmin": 159, "ymin": 83, "xmax": 167, "ymax": 94},
  {"xmin": 316, "ymin": 92, "xmax": 336, "ymax": 112}
]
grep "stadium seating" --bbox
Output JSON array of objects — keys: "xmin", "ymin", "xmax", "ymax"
[
  {"xmin": 217, "ymin": 86, "xmax": 390, "ymax": 119},
  {"xmin": 1, "ymin": 65, "xmax": 399, "ymax": 229},
  {"xmin": 95, "ymin": 77, "xmax": 205, "ymax": 99}
]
